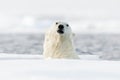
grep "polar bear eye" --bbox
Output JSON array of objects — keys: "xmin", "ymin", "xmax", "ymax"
[
  {"xmin": 66, "ymin": 24, "xmax": 69, "ymax": 27},
  {"xmin": 56, "ymin": 22, "xmax": 59, "ymax": 25}
]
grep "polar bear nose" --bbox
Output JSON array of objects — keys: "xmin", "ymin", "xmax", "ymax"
[{"xmin": 58, "ymin": 25, "xmax": 64, "ymax": 29}]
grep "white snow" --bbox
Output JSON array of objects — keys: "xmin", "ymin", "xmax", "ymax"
[{"xmin": 0, "ymin": 54, "xmax": 120, "ymax": 80}]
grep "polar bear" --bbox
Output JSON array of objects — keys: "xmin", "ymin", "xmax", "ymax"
[{"xmin": 43, "ymin": 22, "xmax": 79, "ymax": 59}]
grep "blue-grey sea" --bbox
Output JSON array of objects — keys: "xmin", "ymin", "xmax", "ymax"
[{"xmin": 0, "ymin": 33, "xmax": 120, "ymax": 60}]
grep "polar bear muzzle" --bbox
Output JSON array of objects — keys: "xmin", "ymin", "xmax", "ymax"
[{"xmin": 57, "ymin": 24, "xmax": 64, "ymax": 34}]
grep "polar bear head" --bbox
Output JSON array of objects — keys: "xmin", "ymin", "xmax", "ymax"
[{"xmin": 50, "ymin": 22, "xmax": 72, "ymax": 36}]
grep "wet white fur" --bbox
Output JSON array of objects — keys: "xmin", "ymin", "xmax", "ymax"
[{"xmin": 43, "ymin": 22, "xmax": 79, "ymax": 59}]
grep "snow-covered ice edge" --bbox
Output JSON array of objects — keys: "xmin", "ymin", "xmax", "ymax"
[
  {"xmin": 0, "ymin": 53, "xmax": 100, "ymax": 60},
  {"xmin": 0, "ymin": 53, "xmax": 120, "ymax": 80}
]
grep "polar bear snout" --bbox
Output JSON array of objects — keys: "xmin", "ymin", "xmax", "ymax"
[
  {"xmin": 58, "ymin": 25, "xmax": 64, "ymax": 30},
  {"xmin": 57, "ymin": 24, "xmax": 64, "ymax": 34}
]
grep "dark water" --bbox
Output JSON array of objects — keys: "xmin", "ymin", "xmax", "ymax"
[
  {"xmin": 0, "ymin": 33, "xmax": 120, "ymax": 60},
  {"xmin": 0, "ymin": 33, "xmax": 44, "ymax": 54}
]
